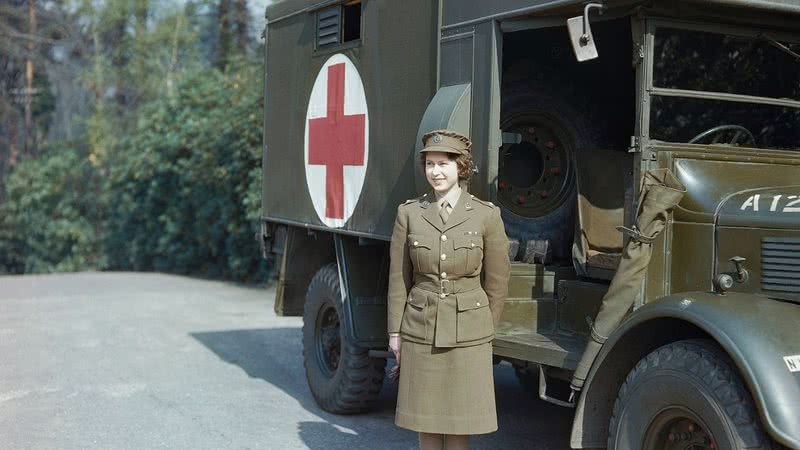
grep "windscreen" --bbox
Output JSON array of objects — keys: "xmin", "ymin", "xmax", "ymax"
[{"xmin": 649, "ymin": 27, "xmax": 800, "ymax": 150}]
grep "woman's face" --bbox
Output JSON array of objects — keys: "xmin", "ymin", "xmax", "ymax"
[{"xmin": 425, "ymin": 152, "xmax": 459, "ymax": 194}]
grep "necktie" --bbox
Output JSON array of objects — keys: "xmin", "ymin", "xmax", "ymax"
[{"xmin": 439, "ymin": 200, "xmax": 450, "ymax": 224}]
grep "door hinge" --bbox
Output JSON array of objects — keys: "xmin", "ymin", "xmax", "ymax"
[
  {"xmin": 629, "ymin": 136, "xmax": 656, "ymax": 160},
  {"xmin": 632, "ymin": 43, "xmax": 644, "ymax": 67},
  {"xmin": 628, "ymin": 135, "xmax": 640, "ymax": 153}
]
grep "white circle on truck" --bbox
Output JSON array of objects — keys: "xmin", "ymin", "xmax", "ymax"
[{"xmin": 304, "ymin": 53, "xmax": 369, "ymax": 228}]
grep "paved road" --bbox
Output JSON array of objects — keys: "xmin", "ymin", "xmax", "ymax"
[{"xmin": 0, "ymin": 272, "xmax": 575, "ymax": 450}]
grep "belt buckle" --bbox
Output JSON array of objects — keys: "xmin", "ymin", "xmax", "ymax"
[{"xmin": 440, "ymin": 279, "xmax": 453, "ymax": 296}]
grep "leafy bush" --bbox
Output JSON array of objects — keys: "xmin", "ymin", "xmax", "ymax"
[
  {"xmin": 0, "ymin": 146, "xmax": 105, "ymax": 273},
  {"xmin": 0, "ymin": 61, "xmax": 270, "ymax": 283},
  {"xmin": 104, "ymin": 61, "xmax": 268, "ymax": 282}
]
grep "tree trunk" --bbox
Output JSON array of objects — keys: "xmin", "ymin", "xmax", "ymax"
[
  {"xmin": 166, "ymin": 12, "xmax": 184, "ymax": 98},
  {"xmin": 133, "ymin": 0, "xmax": 148, "ymax": 106},
  {"xmin": 233, "ymin": 0, "xmax": 248, "ymax": 54},
  {"xmin": 215, "ymin": 0, "xmax": 232, "ymax": 69},
  {"xmin": 8, "ymin": 120, "xmax": 19, "ymax": 171},
  {"xmin": 216, "ymin": 0, "xmax": 249, "ymax": 69},
  {"xmin": 24, "ymin": 0, "xmax": 36, "ymax": 157}
]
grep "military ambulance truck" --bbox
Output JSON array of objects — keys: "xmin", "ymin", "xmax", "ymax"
[{"xmin": 258, "ymin": 0, "xmax": 800, "ymax": 448}]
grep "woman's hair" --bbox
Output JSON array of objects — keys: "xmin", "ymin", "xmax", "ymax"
[{"xmin": 419, "ymin": 152, "xmax": 475, "ymax": 182}]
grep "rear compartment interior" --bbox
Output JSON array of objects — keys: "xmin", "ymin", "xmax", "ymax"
[{"xmin": 499, "ymin": 17, "xmax": 636, "ymax": 277}]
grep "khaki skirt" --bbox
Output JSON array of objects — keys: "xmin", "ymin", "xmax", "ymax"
[{"xmin": 395, "ymin": 340, "xmax": 497, "ymax": 435}]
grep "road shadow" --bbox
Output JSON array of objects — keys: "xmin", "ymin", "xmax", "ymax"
[{"xmin": 192, "ymin": 328, "xmax": 573, "ymax": 450}]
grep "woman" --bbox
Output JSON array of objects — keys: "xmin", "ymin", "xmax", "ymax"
[{"xmin": 387, "ymin": 129, "xmax": 511, "ymax": 450}]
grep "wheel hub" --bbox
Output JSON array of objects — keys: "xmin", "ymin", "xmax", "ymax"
[
  {"xmin": 644, "ymin": 409, "xmax": 718, "ymax": 450},
  {"xmin": 315, "ymin": 303, "xmax": 341, "ymax": 377},
  {"xmin": 498, "ymin": 115, "xmax": 574, "ymax": 217}
]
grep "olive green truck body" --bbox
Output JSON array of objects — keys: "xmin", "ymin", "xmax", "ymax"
[{"xmin": 259, "ymin": 0, "xmax": 800, "ymax": 448}]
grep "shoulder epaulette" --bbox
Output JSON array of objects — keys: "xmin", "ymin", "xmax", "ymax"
[
  {"xmin": 401, "ymin": 193, "xmax": 428, "ymax": 206},
  {"xmin": 469, "ymin": 194, "xmax": 495, "ymax": 209}
]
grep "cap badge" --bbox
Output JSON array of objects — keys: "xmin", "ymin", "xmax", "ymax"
[{"xmin": 432, "ymin": 134, "xmax": 443, "ymax": 144}]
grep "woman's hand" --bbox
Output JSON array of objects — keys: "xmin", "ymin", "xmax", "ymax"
[
  {"xmin": 389, "ymin": 334, "xmax": 402, "ymax": 364},
  {"xmin": 388, "ymin": 335, "xmax": 402, "ymax": 381}
]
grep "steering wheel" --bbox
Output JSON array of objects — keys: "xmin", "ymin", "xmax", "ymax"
[{"xmin": 689, "ymin": 124, "xmax": 756, "ymax": 146}]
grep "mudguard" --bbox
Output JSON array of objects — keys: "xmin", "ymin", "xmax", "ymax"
[
  {"xmin": 334, "ymin": 234, "xmax": 391, "ymax": 349},
  {"xmin": 571, "ymin": 291, "xmax": 800, "ymax": 449}
]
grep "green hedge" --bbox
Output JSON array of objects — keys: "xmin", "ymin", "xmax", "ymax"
[
  {"xmin": 1, "ymin": 62, "xmax": 270, "ymax": 283},
  {"xmin": 0, "ymin": 146, "xmax": 105, "ymax": 273},
  {"xmin": 105, "ymin": 62, "xmax": 268, "ymax": 282}
]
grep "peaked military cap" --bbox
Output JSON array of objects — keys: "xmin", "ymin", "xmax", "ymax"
[{"xmin": 420, "ymin": 129, "xmax": 472, "ymax": 155}]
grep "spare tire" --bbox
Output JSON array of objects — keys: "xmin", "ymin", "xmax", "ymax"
[{"xmin": 499, "ymin": 85, "xmax": 608, "ymax": 261}]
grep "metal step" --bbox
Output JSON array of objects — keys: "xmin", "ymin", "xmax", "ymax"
[
  {"xmin": 493, "ymin": 330, "xmax": 586, "ymax": 370},
  {"xmin": 497, "ymin": 296, "xmax": 556, "ymax": 335},
  {"xmin": 493, "ymin": 262, "xmax": 585, "ymax": 370},
  {"xmin": 507, "ymin": 262, "xmax": 556, "ymax": 299}
]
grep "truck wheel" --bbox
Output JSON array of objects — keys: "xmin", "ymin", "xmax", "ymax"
[
  {"xmin": 302, "ymin": 264, "xmax": 385, "ymax": 414},
  {"xmin": 608, "ymin": 339, "xmax": 781, "ymax": 450},
  {"xmin": 499, "ymin": 85, "xmax": 606, "ymax": 260}
]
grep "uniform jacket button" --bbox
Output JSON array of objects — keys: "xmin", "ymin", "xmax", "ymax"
[
  {"xmin": 440, "ymin": 254, "xmax": 447, "ymax": 260},
  {"xmin": 476, "ymin": 302, "xmax": 481, "ymax": 306},
  {"xmin": 441, "ymin": 235, "xmax": 447, "ymax": 241},
  {"xmin": 441, "ymin": 272, "xmax": 447, "ymax": 278},
  {"xmin": 471, "ymin": 242, "xmax": 475, "ymax": 248},
  {"xmin": 439, "ymin": 293, "xmax": 446, "ymax": 299},
  {"xmin": 413, "ymin": 241, "xmax": 419, "ymax": 246}
]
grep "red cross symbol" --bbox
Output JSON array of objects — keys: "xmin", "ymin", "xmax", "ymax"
[{"xmin": 307, "ymin": 63, "xmax": 366, "ymax": 219}]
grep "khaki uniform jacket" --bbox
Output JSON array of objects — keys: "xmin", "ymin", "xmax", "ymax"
[{"xmin": 387, "ymin": 189, "xmax": 511, "ymax": 348}]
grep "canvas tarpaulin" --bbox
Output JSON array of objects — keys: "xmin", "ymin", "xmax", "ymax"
[{"xmin": 571, "ymin": 168, "xmax": 686, "ymax": 390}]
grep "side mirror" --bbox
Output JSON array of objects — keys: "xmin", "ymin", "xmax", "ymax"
[{"xmin": 567, "ymin": 3, "xmax": 605, "ymax": 62}]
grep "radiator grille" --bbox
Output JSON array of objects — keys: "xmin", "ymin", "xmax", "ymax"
[{"xmin": 762, "ymin": 237, "xmax": 800, "ymax": 293}]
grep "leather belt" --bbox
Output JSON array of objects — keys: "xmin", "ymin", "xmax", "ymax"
[{"xmin": 413, "ymin": 277, "xmax": 482, "ymax": 296}]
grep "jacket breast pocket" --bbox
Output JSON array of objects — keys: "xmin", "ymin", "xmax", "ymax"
[
  {"xmin": 400, "ymin": 290, "xmax": 429, "ymax": 340},
  {"xmin": 455, "ymin": 289, "xmax": 493, "ymax": 343},
  {"xmin": 453, "ymin": 236, "xmax": 483, "ymax": 275},
  {"xmin": 408, "ymin": 234, "xmax": 433, "ymax": 273}
]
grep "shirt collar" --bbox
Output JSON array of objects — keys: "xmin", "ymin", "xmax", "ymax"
[{"xmin": 434, "ymin": 184, "xmax": 462, "ymax": 207}]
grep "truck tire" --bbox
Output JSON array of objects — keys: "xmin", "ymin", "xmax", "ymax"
[
  {"xmin": 302, "ymin": 264, "xmax": 386, "ymax": 414},
  {"xmin": 499, "ymin": 85, "xmax": 607, "ymax": 260},
  {"xmin": 608, "ymin": 339, "xmax": 782, "ymax": 450}
]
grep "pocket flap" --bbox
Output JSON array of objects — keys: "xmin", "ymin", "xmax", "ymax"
[
  {"xmin": 408, "ymin": 234, "xmax": 433, "ymax": 249},
  {"xmin": 456, "ymin": 290, "xmax": 489, "ymax": 311},
  {"xmin": 407, "ymin": 291, "xmax": 427, "ymax": 308},
  {"xmin": 453, "ymin": 236, "xmax": 483, "ymax": 250}
]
